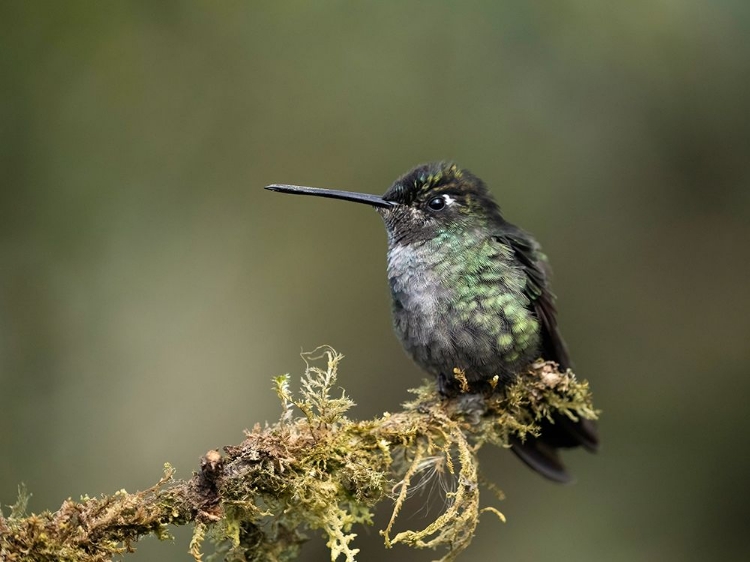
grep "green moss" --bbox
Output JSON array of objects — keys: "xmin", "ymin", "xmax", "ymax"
[{"xmin": 1, "ymin": 347, "xmax": 599, "ymax": 562}]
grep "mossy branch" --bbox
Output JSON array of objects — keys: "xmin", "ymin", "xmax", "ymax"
[{"xmin": 0, "ymin": 346, "xmax": 599, "ymax": 562}]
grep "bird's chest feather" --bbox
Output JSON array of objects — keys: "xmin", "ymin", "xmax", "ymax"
[{"xmin": 387, "ymin": 242, "xmax": 451, "ymax": 345}]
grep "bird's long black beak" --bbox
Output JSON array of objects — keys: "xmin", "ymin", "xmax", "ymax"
[{"xmin": 265, "ymin": 184, "xmax": 396, "ymax": 209}]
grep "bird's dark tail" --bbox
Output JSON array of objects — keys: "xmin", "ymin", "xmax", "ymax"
[{"xmin": 510, "ymin": 415, "xmax": 599, "ymax": 483}]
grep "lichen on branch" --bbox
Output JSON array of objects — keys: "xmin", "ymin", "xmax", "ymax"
[{"xmin": 0, "ymin": 346, "xmax": 598, "ymax": 562}]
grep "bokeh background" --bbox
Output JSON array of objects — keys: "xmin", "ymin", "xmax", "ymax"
[{"xmin": 2, "ymin": 2, "xmax": 749, "ymax": 561}]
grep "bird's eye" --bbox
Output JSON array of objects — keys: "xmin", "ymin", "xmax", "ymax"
[{"xmin": 428, "ymin": 196, "xmax": 446, "ymax": 211}]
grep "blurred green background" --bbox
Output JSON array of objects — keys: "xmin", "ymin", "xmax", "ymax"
[{"xmin": 2, "ymin": 1, "xmax": 749, "ymax": 561}]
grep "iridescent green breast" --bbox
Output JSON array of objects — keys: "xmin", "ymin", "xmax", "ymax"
[{"xmin": 387, "ymin": 230, "xmax": 541, "ymax": 385}]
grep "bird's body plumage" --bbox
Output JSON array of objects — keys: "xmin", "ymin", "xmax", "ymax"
[
  {"xmin": 380, "ymin": 164, "xmax": 555, "ymax": 390},
  {"xmin": 386, "ymin": 226, "xmax": 542, "ymax": 393}
]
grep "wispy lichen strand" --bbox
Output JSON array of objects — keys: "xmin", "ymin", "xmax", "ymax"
[{"xmin": 0, "ymin": 346, "xmax": 598, "ymax": 562}]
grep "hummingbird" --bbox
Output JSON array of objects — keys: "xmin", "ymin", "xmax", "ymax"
[{"xmin": 265, "ymin": 162, "xmax": 598, "ymax": 483}]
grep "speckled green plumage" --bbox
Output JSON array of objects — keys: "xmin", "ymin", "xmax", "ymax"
[
  {"xmin": 387, "ymin": 222, "xmax": 542, "ymax": 391},
  {"xmin": 444, "ymin": 231, "xmax": 539, "ymax": 350}
]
